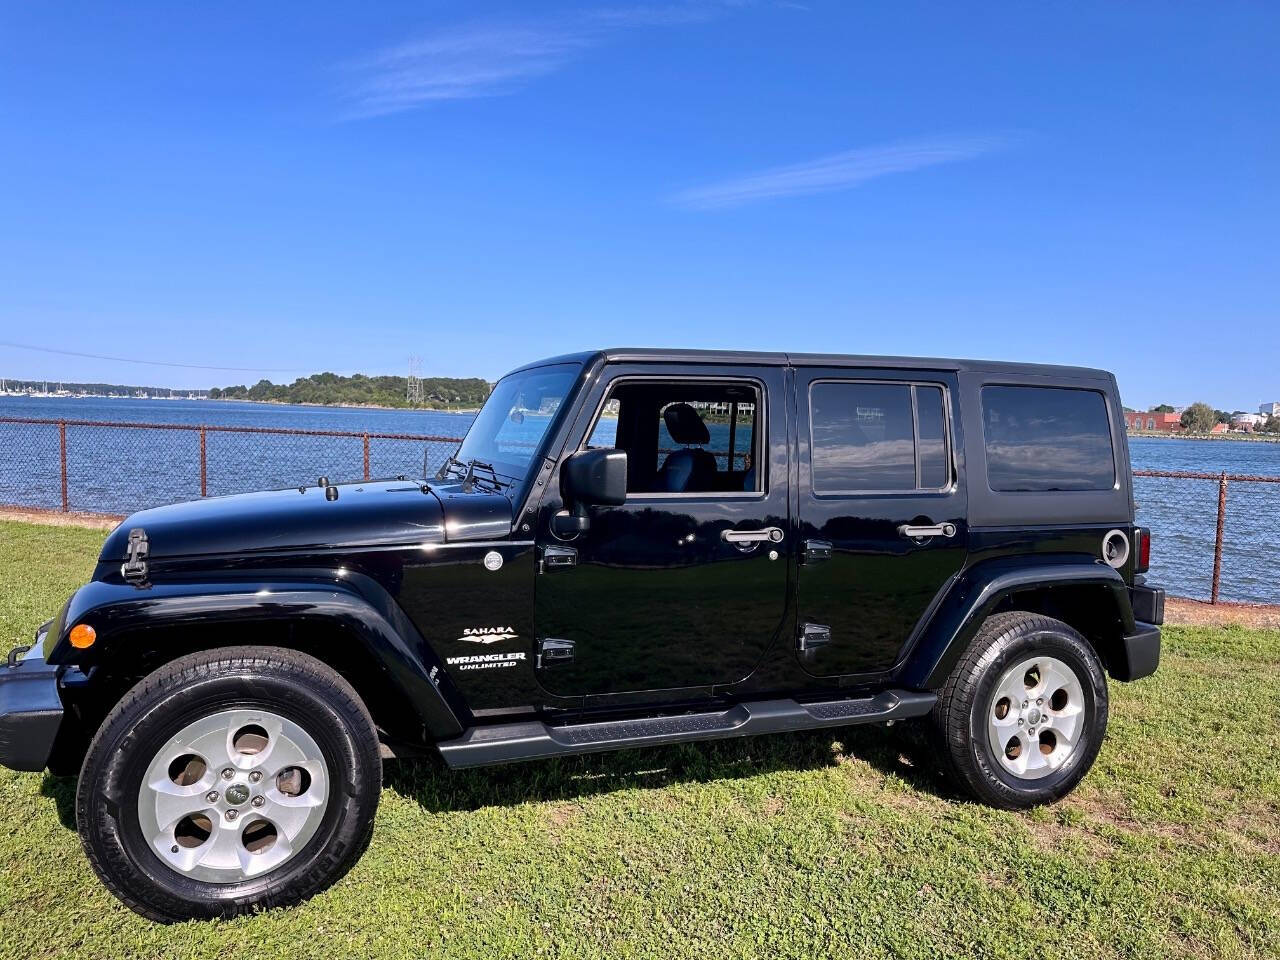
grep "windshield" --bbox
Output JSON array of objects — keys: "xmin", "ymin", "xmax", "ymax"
[{"xmin": 450, "ymin": 363, "xmax": 581, "ymax": 482}]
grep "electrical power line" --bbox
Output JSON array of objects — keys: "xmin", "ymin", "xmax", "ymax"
[{"xmin": 0, "ymin": 340, "xmax": 313, "ymax": 374}]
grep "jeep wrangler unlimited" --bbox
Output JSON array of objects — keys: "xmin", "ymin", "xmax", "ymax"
[{"xmin": 0, "ymin": 349, "xmax": 1163, "ymax": 921}]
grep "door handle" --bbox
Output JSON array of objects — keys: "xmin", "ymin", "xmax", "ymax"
[
  {"xmin": 898, "ymin": 522, "xmax": 957, "ymax": 540},
  {"xmin": 721, "ymin": 526, "xmax": 784, "ymax": 545}
]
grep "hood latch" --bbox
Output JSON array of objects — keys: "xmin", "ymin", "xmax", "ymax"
[{"xmin": 121, "ymin": 527, "xmax": 150, "ymax": 587}]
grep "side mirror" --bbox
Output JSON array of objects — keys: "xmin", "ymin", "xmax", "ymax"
[{"xmin": 554, "ymin": 449, "xmax": 627, "ymax": 536}]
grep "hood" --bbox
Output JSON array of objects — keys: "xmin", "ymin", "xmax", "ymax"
[{"xmin": 100, "ymin": 480, "xmax": 449, "ymax": 561}]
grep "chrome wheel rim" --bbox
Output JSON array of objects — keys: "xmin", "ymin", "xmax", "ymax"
[
  {"xmin": 985, "ymin": 655, "xmax": 1086, "ymax": 781},
  {"xmin": 137, "ymin": 709, "xmax": 330, "ymax": 883}
]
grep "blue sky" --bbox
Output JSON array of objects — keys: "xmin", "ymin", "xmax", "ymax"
[{"xmin": 1, "ymin": 1, "xmax": 1276, "ymax": 410}]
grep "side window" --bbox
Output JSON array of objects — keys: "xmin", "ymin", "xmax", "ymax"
[
  {"xmin": 981, "ymin": 386, "xmax": 1115, "ymax": 492},
  {"xmin": 808, "ymin": 381, "xmax": 950, "ymax": 494},
  {"xmin": 584, "ymin": 381, "xmax": 762, "ymax": 495},
  {"xmin": 585, "ymin": 399, "xmax": 620, "ymax": 449}
]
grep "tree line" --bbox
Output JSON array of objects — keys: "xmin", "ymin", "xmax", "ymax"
[
  {"xmin": 1175, "ymin": 402, "xmax": 1280, "ymax": 433},
  {"xmin": 209, "ymin": 372, "xmax": 491, "ymax": 409}
]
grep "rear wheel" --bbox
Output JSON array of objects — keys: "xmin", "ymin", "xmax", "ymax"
[
  {"xmin": 76, "ymin": 646, "xmax": 381, "ymax": 922},
  {"xmin": 930, "ymin": 611, "xmax": 1108, "ymax": 809}
]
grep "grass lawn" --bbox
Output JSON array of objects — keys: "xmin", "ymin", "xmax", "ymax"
[{"xmin": 0, "ymin": 518, "xmax": 1276, "ymax": 959}]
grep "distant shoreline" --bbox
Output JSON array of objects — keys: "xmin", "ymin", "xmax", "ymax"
[
  {"xmin": 208, "ymin": 398, "xmax": 480, "ymax": 414},
  {"xmin": 1129, "ymin": 431, "xmax": 1280, "ymax": 443}
]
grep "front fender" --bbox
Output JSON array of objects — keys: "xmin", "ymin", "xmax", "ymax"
[
  {"xmin": 46, "ymin": 575, "xmax": 464, "ymax": 739},
  {"xmin": 898, "ymin": 558, "xmax": 1135, "ymax": 690}
]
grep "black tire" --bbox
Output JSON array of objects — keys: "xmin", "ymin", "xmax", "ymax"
[
  {"xmin": 75, "ymin": 646, "xmax": 381, "ymax": 922},
  {"xmin": 930, "ymin": 611, "xmax": 1108, "ymax": 809}
]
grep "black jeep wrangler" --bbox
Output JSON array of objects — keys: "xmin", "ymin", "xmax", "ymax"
[{"xmin": 1, "ymin": 349, "xmax": 1164, "ymax": 921}]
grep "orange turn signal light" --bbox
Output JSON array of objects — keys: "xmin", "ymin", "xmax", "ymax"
[{"xmin": 69, "ymin": 623, "xmax": 97, "ymax": 649}]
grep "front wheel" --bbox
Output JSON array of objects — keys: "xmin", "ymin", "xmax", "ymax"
[
  {"xmin": 76, "ymin": 646, "xmax": 381, "ymax": 922},
  {"xmin": 930, "ymin": 611, "xmax": 1108, "ymax": 809}
]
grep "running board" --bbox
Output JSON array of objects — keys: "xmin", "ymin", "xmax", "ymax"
[{"xmin": 437, "ymin": 690, "xmax": 936, "ymax": 768}]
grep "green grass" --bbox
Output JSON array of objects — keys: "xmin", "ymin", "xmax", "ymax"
[{"xmin": 0, "ymin": 519, "xmax": 1276, "ymax": 959}]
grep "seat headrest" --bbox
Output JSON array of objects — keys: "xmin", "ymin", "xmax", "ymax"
[{"xmin": 663, "ymin": 403, "xmax": 711, "ymax": 445}]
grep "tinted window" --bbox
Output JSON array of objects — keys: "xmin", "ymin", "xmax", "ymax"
[
  {"xmin": 916, "ymin": 385, "xmax": 948, "ymax": 488},
  {"xmin": 982, "ymin": 386, "xmax": 1115, "ymax": 492},
  {"xmin": 810, "ymin": 382, "xmax": 916, "ymax": 491}
]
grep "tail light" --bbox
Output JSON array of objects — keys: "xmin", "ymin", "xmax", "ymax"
[{"xmin": 1135, "ymin": 527, "xmax": 1151, "ymax": 574}]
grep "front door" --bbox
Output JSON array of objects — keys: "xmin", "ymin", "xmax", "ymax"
[
  {"xmin": 794, "ymin": 368, "xmax": 968, "ymax": 677},
  {"xmin": 534, "ymin": 364, "xmax": 790, "ymax": 701}
]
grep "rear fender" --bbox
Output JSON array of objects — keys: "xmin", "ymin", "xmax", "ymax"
[
  {"xmin": 45, "ymin": 573, "xmax": 465, "ymax": 740},
  {"xmin": 899, "ymin": 559, "xmax": 1136, "ymax": 690}
]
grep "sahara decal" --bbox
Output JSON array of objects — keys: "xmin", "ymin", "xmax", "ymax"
[{"xmin": 456, "ymin": 626, "xmax": 518, "ymax": 645}]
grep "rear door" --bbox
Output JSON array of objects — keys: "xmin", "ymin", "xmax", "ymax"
[{"xmin": 793, "ymin": 368, "xmax": 967, "ymax": 677}]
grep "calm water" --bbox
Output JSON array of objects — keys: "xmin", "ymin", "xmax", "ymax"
[{"xmin": 2, "ymin": 397, "xmax": 1277, "ymax": 603}]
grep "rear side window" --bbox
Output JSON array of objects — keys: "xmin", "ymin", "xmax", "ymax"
[
  {"xmin": 809, "ymin": 381, "xmax": 950, "ymax": 493},
  {"xmin": 982, "ymin": 386, "xmax": 1115, "ymax": 492}
]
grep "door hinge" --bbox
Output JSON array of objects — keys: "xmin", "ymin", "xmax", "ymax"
[
  {"xmin": 537, "ymin": 638, "xmax": 575, "ymax": 669},
  {"xmin": 798, "ymin": 622, "xmax": 831, "ymax": 655},
  {"xmin": 121, "ymin": 528, "xmax": 150, "ymax": 587},
  {"xmin": 539, "ymin": 544, "xmax": 577, "ymax": 573},
  {"xmin": 801, "ymin": 539, "xmax": 832, "ymax": 563}
]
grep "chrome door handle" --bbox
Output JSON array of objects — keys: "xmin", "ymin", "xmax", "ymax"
[
  {"xmin": 721, "ymin": 526, "xmax": 784, "ymax": 544},
  {"xmin": 898, "ymin": 522, "xmax": 957, "ymax": 540}
]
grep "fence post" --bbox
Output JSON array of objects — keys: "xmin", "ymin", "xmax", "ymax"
[
  {"xmin": 363, "ymin": 434, "xmax": 371, "ymax": 481},
  {"xmin": 59, "ymin": 420, "xmax": 68, "ymax": 512},
  {"xmin": 1211, "ymin": 471, "xmax": 1227, "ymax": 604},
  {"xmin": 199, "ymin": 426, "xmax": 208, "ymax": 498}
]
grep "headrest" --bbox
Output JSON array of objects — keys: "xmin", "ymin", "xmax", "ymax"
[{"xmin": 663, "ymin": 403, "xmax": 710, "ymax": 445}]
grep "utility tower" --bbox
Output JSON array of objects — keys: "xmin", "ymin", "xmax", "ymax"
[{"xmin": 406, "ymin": 355, "xmax": 424, "ymax": 407}]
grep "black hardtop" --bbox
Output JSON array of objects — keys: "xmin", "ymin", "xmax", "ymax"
[{"xmin": 510, "ymin": 348, "xmax": 1115, "ymax": 383}]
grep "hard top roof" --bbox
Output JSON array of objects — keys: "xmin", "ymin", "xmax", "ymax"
[{"xmin": 509, "ymin": 348, "xmax": 1113, "ymax": 382}]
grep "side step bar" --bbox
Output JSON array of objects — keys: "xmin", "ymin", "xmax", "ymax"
[{"xmin": 437, "ymin": 689, "xmax": 936, "ymax": 769}]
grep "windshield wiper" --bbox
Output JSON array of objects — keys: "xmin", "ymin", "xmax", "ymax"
[
  {"xmin": 434, "ymin": 454, "xmax": 466, "ymax": 482},
  {"xmin": 461, "ymin": 459, "xmax": 508, "ymax": 493}
]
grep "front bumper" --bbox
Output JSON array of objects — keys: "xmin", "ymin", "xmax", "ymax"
[{"xmin": 0, "ymin": 631, "xmax": 64, "ymax": 773}]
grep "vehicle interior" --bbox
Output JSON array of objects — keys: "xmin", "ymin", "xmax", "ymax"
[{"xmin": 586, "ymin": 381, "xmax": 761, "ymax": 494}]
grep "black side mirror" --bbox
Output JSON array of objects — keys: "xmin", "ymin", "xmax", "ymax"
[{"xmin": 554, "ymin": 449, "xmax": 627, "ymax": 536}]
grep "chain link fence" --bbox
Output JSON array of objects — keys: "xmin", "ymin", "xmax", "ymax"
[
  {"xmin": 3, "ymin": 418, "xmax": 1279, "ymax": 604},
  {"xmin": 0, "ymin": 417, "xmax": 464, "ymax": 516},
  {"xmin": 1133, "ymin": 469, "xmax": 1280, "ymax": 605}
]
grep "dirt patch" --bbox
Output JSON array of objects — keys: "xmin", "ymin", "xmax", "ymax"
[
  {"xmin": 0, "ymin": 506, "xmax": 122, "ymax": 529},
  {"xmin": 1165, "ymin": 597, "xmax": 1280, "ymax": 629}
]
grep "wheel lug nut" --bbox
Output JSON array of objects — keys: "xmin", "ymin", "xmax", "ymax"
[
  {"xmin": 1022, "ymin": 701, "xmax": 1028, "ymax": 708},
  {"xmin": 221, "ymin": 767, "xmax": 234, "ymax": 780},
  {"xmin": 225, "ymin": 809, "xmax": 238, "ymax": 821},
  {"xmin": 249, "ymin": 770, "xmax": 262, "ymax": 783},
  {"xmin": 1037, "ymin": 698, "xmax": 1043, "ymax": 706},
  {"xmin": 252, "ymin": 795, "xmax": 265, "ymax": 808},
  {"xmin": 206, "ymin": 790, "xmax": 219, "ymax": 803}
]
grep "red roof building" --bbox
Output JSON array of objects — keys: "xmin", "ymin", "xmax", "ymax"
[{"xmin": 1125, "ymin": 411, "xmax": 1183, "ymax": 432}]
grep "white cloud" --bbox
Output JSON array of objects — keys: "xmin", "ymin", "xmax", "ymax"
[
  {"xmin": 669, "ymin": 136, "xmax": 1011, "ymax": 210},
  {"xmin": 342, "ymin": 3, "xmax": 772, "ymax": 118}
]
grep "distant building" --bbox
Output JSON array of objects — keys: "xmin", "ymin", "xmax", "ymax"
[
  {"xmin": 1125, "ymin": 411, "xmax": 1182, "ymax": 433},
  {"xmin": 1211, "ymin": 422, "xmax": 1229, "ymax": 434},
  {"xmin": 1232, "ymin": 412, "xmax": 1265, "ymax": 431},
  {"xmin": 1260, "ymin": 401, "xmax": 1280, "ymax": 417}
]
